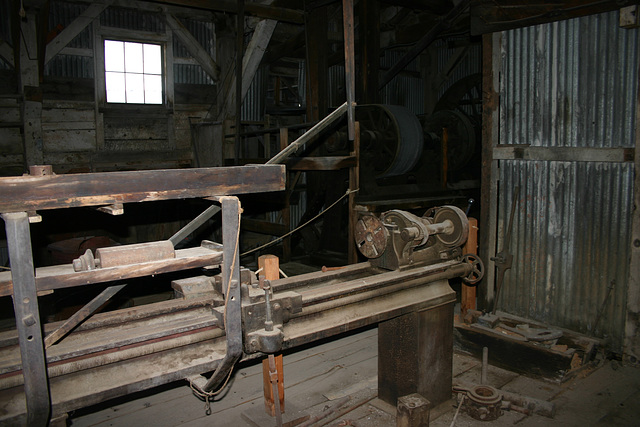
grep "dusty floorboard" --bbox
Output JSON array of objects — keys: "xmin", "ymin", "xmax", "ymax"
[{"xmin": 69, "ymin": 327, "xmax": 640, "ymax": 427}]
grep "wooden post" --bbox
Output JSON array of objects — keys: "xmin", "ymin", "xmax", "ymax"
[
  {"xmin": 279, "ymin": 129, "xmax": 291, "ymax": 262},
  {"xmin": 259, "ymin": 255, "xmax": 285, "ymax": 416},
  {"xmin": 461, "ymin": 217, "xmax": 478, "ymax": 318},
  {"xmin": 348, "ymin": 122, "xmax": 360, "ymax": 264}
]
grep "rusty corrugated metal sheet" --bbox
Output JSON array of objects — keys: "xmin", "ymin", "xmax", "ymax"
[
  {"xmin": 498, "ymin": 161, "xmax": 633, "ymax": 349},
  {"xmin": 496, "ymin": 11, "xmax": 639, "ymax": 351},
  {"xmin": 501, "ymin": 12, "xmax": 638, "ymax": 148}
]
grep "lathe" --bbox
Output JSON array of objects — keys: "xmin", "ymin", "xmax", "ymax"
[{"xmin": 0, "ymin": 164, "xmax": 483, "ymax": 425}]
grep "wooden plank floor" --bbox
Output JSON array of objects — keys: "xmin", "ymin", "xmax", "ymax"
[{"xmin": 69, "ymin": 324, "xmax": 640, "ymax": 427}]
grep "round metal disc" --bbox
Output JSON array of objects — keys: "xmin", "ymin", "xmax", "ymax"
[
  {"xmin": 432, "ymin": 206, "xmax": 469, "ymax": 247},
  {"xmin": 354, "ymin": 215, "xmax": 388, "ymax": 259}
]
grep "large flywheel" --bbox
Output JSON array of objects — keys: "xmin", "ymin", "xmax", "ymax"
[{"xmin": 357, "ymin": 104, "xmax": 424, "ymax": 178}]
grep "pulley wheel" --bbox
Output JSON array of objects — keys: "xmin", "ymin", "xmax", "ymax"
[
  {"xmin": 462, "ymin": 254, "xmax": 484, "ymax": 285},
  {"xmin": 422, "ymin": 109, "xmax": 476, "ymax": 171},
  {"xmin": 432, "ymin": 206, "xmax": 468, "ymax": 247},
  {"xmin": 357, "ymin": 104, "xmax": 424, "ymax": 178},
  {"xmin": 354, "ymin": 215, "xmax": 388, "ymax": 259}
]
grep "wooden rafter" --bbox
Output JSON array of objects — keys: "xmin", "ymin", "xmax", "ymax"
[
  {"xmin": 45, "ymin": 1, "xmax": 112, "ymax": 65},
  {"xmin": 165, "ymin": 13, "xmax": 220, "ymax": 81}
]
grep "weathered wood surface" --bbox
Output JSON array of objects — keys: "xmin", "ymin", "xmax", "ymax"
[
  {"xmin": 0, "ymin": 246, "xmax": 224, "ymax": 296},
  {"xmin": 0, "ymin": 164, "xmax": 286, "ymax": 213}
]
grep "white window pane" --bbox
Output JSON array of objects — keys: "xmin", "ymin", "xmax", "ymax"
[
  {"xmin": 144, "ymin": 74, "xmax": 163, "ymax": 104},
  {"xmin": 105, "ymin": 72, "xmax": 126, "ymax": 103},
  {"xmin": 143, "ymin": 44, "xmax": 162, "ymax": 75},
  {"xmin": 125, "ymin": 74, "xmax": 145, "ymax": 103},
  {"xmin": 104, "ymin": 40, "xmax": 124, "ymax": 72},
  {"xmin": 124, "ymin": 42, "xmax": 143, "ymax": 73}
]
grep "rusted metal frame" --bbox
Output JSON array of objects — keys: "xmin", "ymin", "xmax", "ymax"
[
  {"xmin": 2, "ymin": 212, "xmax": 50, "ymax": 426},
  {"xmin": 0, "ymin": 165, "xmax": 286, "ymax": 213},
  {"xmin": 44, "ymin": 284, "xmax": 127, "ymax": 349},
  {"xmin": 342, "ymin": 0, "xmax": 356, "ymax": 140},
  {"xmin": 378, "ymin": 0, "xmax": 470, "ymax": 90},
  {"xmin": 479, "ymin": 32, "xmax": 501, "ymax": 311},
  {"xmin": 201, "ymin": 196, "xmax": 243, "ymax": 392}
]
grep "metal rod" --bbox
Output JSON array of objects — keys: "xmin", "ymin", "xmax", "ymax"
[
  {"xmin": 169, "ymin": 205, "xmax": 221, "ymax": 247},
  {"xmin": 267, "ymin": 102, "xmax": 349, "ymax": 165},
  {"xmin": 44, "ymin": 284, "xmax": 127, "ymax": 349},
  {"xmin": 2, "ymin": 212, "xmax": 50, "ymax": 426},
  {"xmin": 342, "ymin": 0, "xmax": 356, "ymax": 140},
  {"xmin": 481, "ymin": 346, "xmax": 488, "ymax": 385}
]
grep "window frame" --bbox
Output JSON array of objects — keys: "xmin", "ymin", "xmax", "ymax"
[{"xmin": 95, "ymin": 26, "xmax": 174, "ymax": 111}]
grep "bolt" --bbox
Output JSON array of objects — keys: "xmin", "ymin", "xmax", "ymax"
[
  {"xmin": 249, "ymin": 338, "xmax": 258, "ymax": 350},
  {"xmin": 273, "ymin": 303, "xmax": 281, "ymax": 311},
  {"xmin": 23, "ymin": 315, "xmax": 36, "ymax": 327},
  {"xmin": 634, "ymin": 239, "xmax": 640, "ymax": 248}
]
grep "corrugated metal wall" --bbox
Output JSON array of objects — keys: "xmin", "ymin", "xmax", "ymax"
[{"xmin": 496, "ymin": 11, "xmax": 639, "ymax": 351}]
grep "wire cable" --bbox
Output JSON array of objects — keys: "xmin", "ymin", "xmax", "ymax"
[{"xmin": 241, "ymin": 188, "xmax": 358, "ymax": 257}]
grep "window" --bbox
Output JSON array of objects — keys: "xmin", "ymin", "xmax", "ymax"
[{"xmin": 104, "ymin": 40, "xmax": 163, "ymax": 104}]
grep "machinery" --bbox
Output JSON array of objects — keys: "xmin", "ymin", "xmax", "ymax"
[{"xmin": 0, "ymin": 162, "xmax": 483, "ymax": 425}]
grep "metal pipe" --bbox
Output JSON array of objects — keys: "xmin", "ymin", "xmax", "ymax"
[
  {"xmin": 169, "ymin": 205, "xmax": 221, "ymax": 247},
  {"xmin": 481, "ymin": 346, "xmax": 488, "ymax": 384}
]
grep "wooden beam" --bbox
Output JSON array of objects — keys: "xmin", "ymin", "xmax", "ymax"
[
  {"xmin": 165, "ymin": 13, "xmax": 220, "ymax": 81},
  {"xmin": 493, "ymin": 146, "xmax": 634, "ymax": 163},
  {"xmin": 378, "ymin": 0, "xmax": 469, "ymax": 90},
  {"xmin": 470, "ymin": 0, "xmax": 637, "ymax": 35},
  {"xmin": 217, "ymin": 18, "xmax": 277, "ymax": 120},
  {"xmin": 45, "ymin": 2, "xmax": 110, "ymax": 65},
  {"xmin": 0, "ymin": 39, "xmax": 14, "ymax": 67},
  {"xmin": 0, "ymin": 165, "xmax": 286, "ymax": 213},
  {"xmin": 146, "ymin": 0, "xmax": 304, "ymax": 23}
]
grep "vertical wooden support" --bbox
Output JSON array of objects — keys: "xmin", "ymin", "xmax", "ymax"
[
  {"xmin": 259, "ymin": 255, "xmax": 285, "ymax": 416},
  {"xmin": 20, "ymin": 12, "xmax": 43, "ymax": 168},
  {"xmin": 461, "ymin": 217, "xmax": 478, "ymax": 317},
  {"xmin": 279, "ymin": 128, "xmax": 291, "ymax": 261},
  {"xmin": 378, "ymin": 283, "xmax": 454, "ymax": 408},
  {"xmin": 348, "ymin": 122, "xmax": 360, "ymax": 264},
  {"xmin": 479, "ymin": 32, "xmax": 501, "ymax": 311},
  {"xmin": 358, "ymin": 0, "xmax": 380, "ymax": 104}
]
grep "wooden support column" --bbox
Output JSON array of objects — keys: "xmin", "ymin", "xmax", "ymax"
[
  {"xmin": 304, "ymin": 2, "xmax": 328, "ymax": 123},
  {"xmin": 20, "ymin": 12, "xmax": 43, "ymax": 168},
  {"xmin": 479, "ymin": 32, "xmax": 501, "ymax": 311},
  {"xmin": 348, "ymin": 122, "xmax": 360, "ymax": 264},
  {"xmin": 280, "ymin": 128, "xmax": 291, "ymax": 262},
  {"xmin": 358, "ymin": 0, "xmax": 380, "ymax": 104},
  {"xmin": 378, "ymin": 283, "xmax": 454, "ymax": 408},
  {"xmin": 259, "ymin": 255, "xmax": 285, "ymax": 417},
  {"xmin": 461, "ymin": 217, "xmax": 478, "ymax": 318}
]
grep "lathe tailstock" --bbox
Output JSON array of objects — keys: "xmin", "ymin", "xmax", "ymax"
[{"xmin": 0, "ymin": 166, "xmax": 482, "ymax": 425}]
